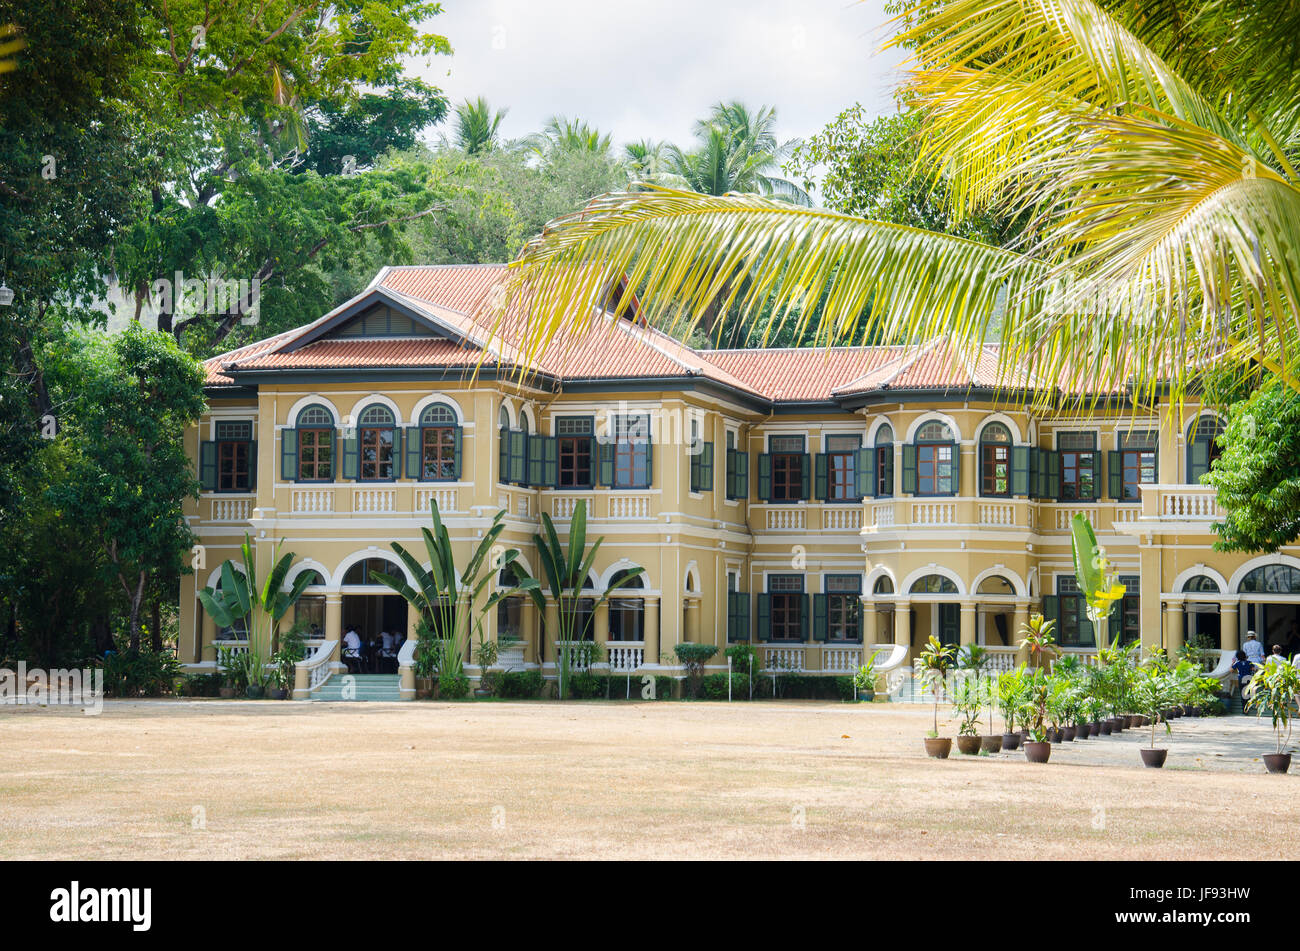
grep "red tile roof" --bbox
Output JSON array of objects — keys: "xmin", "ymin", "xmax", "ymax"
[{"xmin": 203, "ymin": 264, "xmax": 1062, "ymax": 403}]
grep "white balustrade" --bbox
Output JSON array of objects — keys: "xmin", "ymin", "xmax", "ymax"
[
  {"xmin": 299, "ymin": 639, "xmax": 339, "ymax": 691},
  {"xmin": 1055, "ymin": 507, "xmax": 1091, "ymax": 531},
  {"xmin": 516, "ymin": 495, "xmax": 531, "ymax": 518},
  {"xmin": 1113, "ymin": 506, "xmax": 1140, "ymax": 524},
  {"xmin": 766, "ymin": 508, "xmax": 806, "ymax": 530},
  {"xmin": 552, "ymin": 496, "xmax": 580, "ymax": 520},
  {"xmin": 911, "ymin": 502, "xmax": 955, "ymax": 525},
  {"xmin": 292, "ymin": 489, "xmax": 334, "ymax": 514},
  {"xmin": 820, "ymin": 645, "xmax": 862, "ymax": 673},
  {"xmin": 761, "ymin": 645, "xmax": 806, "ymax": 672},
  {"xmin": 1161, "ymin": 489, "xmax": 1221, "ymax": 519},
  {"xmin": 211, "ymin": 498, "xmax": 251, "ymax": 522},
  {"xmin": 979, "ymin": 502, "xmax": 1016, "ymax": 526},
  {"xmin": 872, "ymin": 503, "xmax": 895, "ymax": 527},
  {"xmin": 823, "ymin": 507, "xmax": 861, "ymax": 531},
  {"xmin": 606, "ymin": 644, "xmax": 645, "ymax": 671},
  {"xmin": 415, "ymin": 487, "xmax": 457, "ymax": 513},
  {"xmin": 609, "ymin": 495, "xmax": 650, "ymax": 520},
  {"xmin": 984, "ymin": 647, "xmax": 1020, "ymax": 672},
  {"xmin": 353, "ymin": 488, "xmax": 396, "ymax": 513}
]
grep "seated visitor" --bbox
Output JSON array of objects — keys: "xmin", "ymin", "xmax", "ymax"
[{"xmin": 343, "ymin": 626, "xmax": 362, "ymax": 672}]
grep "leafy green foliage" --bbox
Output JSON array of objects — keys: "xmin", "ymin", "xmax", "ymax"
[{"xmin": 1205, "ymin": 386, "xmax": 1300, "ymax": 552}]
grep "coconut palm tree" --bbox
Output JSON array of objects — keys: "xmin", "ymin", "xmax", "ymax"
[
  {"xmin": 452, "ymin": 96, "xmax": 509, "ymax": 155},
  {"xmin": 666, "ymin": 101, "xmax": 810, "ymax": 204},
  {"xmin": 507, "ymin": 0, "xmax": 1300, "ymax": 404},
  {"xmin": 623, "ymin": 138, "xmax": 684, "ymax": 187},
  {"xmin": 528, "ymin": 115, "xmax": 613, "ymax": 163}
]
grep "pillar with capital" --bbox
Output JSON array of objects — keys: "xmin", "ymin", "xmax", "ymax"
[
  {"xmin": 959, "ymin": 600, "xmax": 977, "ymax": 646},
  {"xmin": 862, "ymin": 599, "xmax": 877, "ymax": 645},
  {"xmin": 643, "ymin": 596, "xmax": 660, "ymax": 666},
  {"xmin": 1164, "ymin": 600, "xmax": 1185, "ymax": 654},
  {"xmin": 1220, "ymin": 600, "xmax": 1239, "ymax": 651},
  {"xmin": 894, "ymin": 599, "xmax": 911, "ymax": 654}
]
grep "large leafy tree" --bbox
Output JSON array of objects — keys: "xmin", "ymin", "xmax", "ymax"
[
  {"xmin": 1204, "ymin": 386, "xmax": 1300, "ymax": 552},
  {"xmin": 42, "ymin": 325, "xmax": 207, "ymax": 651},
  {"xmin": 508, "ymin": 0, "xmax": 1300, "ymax": 406}
]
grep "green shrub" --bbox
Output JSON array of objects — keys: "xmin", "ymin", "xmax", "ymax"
[
  {"xmin": 674, "ymin": 643, "xmax": 719, "ymax": 698},
  {"xmin": 700, "ymin": 673, "xmax": 753, "ymax": 700},
  {"xmin": 477, "ymin": 670, "xmax": 502, "ymax": 697},
  {"xmin": 497, "ymin": 670, "xmax": 544, "ymax": 699},
  {"xmin": 178, "ymin": 672, "xmax": 223, "ymax": 697},
  {"xmin": 438, "ymin": 672, "xmax": 470, "ymax": 699},
  {"xmin": 597, "ymin": 673, "xmax": 675, "ymax": 700},
  {"xmin": 569, "ymin": 671, "xmax": 603, "ymax": 699},
  {"xmin": 100, "ymin": 649, "xmax": 183, "ymax": 697},
  {"xmin": 753, "ymin": 673, "xmax": 854, "ymax": 700}
]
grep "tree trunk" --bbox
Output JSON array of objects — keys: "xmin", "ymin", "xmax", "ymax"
[{"xmin": 92, "ymin": 615, "xmax": 114, "ymax": 656}]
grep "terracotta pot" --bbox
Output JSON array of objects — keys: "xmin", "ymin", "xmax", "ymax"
[
  {"xmin": 1048, "ymin": 727, "xmax": 1062, "ymax": 744},
  {"xmin": 1264, "ymin": 753, "xmax": 1292, "ymax": 774},
  {"xmin": 1099, "ymin": 720, "xmax": 1113, "ymax": 735},
  {"xmin": 1110, "ymin": 717, "xmax": 1125, "ymax": 733},
  {"xmin": 1062, "ymin": 725, "xmax": 1076, "ymax": 741},
  {"xmin": 1089, "ymin": 720, "xmax": 1102, "ymax": 736},
  {"xmin": 415, "ymin": 676, "xmax": 434, "ymax": 700},
  {"xmin": 956, "ymin": 735, "xmax": 982, "ymax": 755},
  {"xmin": 1140, "ymin": 748, "xmax": 1168, "ymax": 769},
  {"xmin": 1001, "ymin": 732, "xmax": 1021, "ymax": 751},
  {"xmin": 924, "ymin": 737, "xmax": 952, "ymax": 759},
  {"xmin": 1189, "ymin": 706, "xmax": 1202, "ymax": 717},
  {"xmin": 980, "ymin": 735, "xmax": 1003, "ymax": 754},
  {"xmin": 1128, "ymin": 715, "xmax": 1144, "ymax": 729},
  {"xmin": 218, "ymin": 686, "xmax": 235, "ymax": 699},
  {"xmin": 1024, "ymin": 741, "xmax": 1052, "ymax": 763}
]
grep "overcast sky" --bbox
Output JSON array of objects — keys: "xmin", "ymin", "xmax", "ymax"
[{"xmin": 412, "ymin": 0, "xmax": 904, "ymax": 150}]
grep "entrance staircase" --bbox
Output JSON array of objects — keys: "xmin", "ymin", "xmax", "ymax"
[{"xmin": 311, "ymin": 673, "xmax": 402, "ymax": 702}]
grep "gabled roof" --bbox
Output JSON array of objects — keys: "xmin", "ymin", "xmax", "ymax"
[{"xmin": 201, "ymin": 263, "xmax": 1068, "ymax": 406}]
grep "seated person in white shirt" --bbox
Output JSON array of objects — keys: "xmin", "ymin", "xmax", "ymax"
[{"xmin": 343, "ymin": 627, "xmax": 363, "ymax": 672}]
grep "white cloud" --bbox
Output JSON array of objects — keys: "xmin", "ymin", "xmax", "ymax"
[{"xmin": 411, "ymin": 0, "xmax": 904, "ymax": 149}]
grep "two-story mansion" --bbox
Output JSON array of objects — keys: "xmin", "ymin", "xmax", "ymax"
[{"xmin": 181, "ymin": 263, "xmax": 1300, "ymax": 695}]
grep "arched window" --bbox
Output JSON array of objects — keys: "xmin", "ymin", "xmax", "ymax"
[
  {"xmin": 906, "ymin": 420, "xmax": 956, "ymax": 496},
  {"xmin": 290, "ymin": 404, "xmax": 335, "ymax": 483},
  {"xmin": 1187, "ymin": 415, "xmax": 1224, "ymax": 484},
  {"xmin": 872, "ymin": 576, "xmax": 894, "ymax": 596},
  {"xmin": 909, "ymin": 574, "xmax": 958, "ymax": 595},
  {"xmin": 976, "ymin": 575, "xmax": 1015, "ymax": 596},
  {"xmin": 1238, "ymin": 565, "xmax": 1300, "ymax": 594},
  {"xmin": 979, "ymin": 422, "xmax": 1012, "ymax": 497},
  {"xmin": 1182, "ymin": 574, "xmax": 1221, "ymax": 593},
  {"xmin": 415, "ymin": 402, "xmax": 461, "ymax": 482},
  {"xmin": 608, "ymin": 568, "xmax": 645, "ymax": 642},
  {"xmin": 342, "ymin": 557, "xmax": 403, "ymax": 586},
  {"xmin": 351, "ymin": 404, "xmax": 396, "ymax": 481},
  {"xmin": 874, "ymin": 425, "xmax": 894, "ymax": 498}
]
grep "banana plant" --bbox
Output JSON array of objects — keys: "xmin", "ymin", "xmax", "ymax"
[
  {"xmin": 197, "ymin": 534, "xmax": 314, "ymax": 689},
  {"xmin": 534, "ymin": 499, "xmax": 642, "ymax": 700},
  {"xmin": 1070, "ymin": 513, "xmax": 1127, "ymax": 648},
  {"xmin": 371, "ymin": 499, "xmax": 540, "ymax": 684}
]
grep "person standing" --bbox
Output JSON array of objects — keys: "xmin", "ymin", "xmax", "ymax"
[{"xmin": 1244, "ymin": 631, "xmax": 1266, "ymax": 666}]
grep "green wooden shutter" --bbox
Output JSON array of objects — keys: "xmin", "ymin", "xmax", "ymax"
[
  {"xmin": 948, "ymin": 442, "xmax": 960, "ymax": 495},
  {"xmin": 199, "ymin": 441, "xmax": 217, "ymax": 490},
  {"xmin": 800, "ymin": 453, "xmax": 811, "ymax": 500},
  {"xmin": 757, "ymin": 594, "xmax": 772, "ymax": 642},
  {"xmin": 1108, "ymin": 450, "xmax": 1122, "ymax": 500},
  {"xmin": 280, "ymin": 430, "xmax": 298, "ymax": 483},
  {"xmin": 543, "ymin": 436, "xmax": 559, "ymax": 487},
  {"xmin": 798, "ymin": 593, "xmax": 810, "ymax": 639},
  {"xmin": 757, "ymin": 453, "xmax": 772, "ymax": 501},
  {"xmin": 813, "ymin": 593, "xmax": 828, "ymax": 641},
  {"xmin": 1046, "ymin": 450, "xmax": 1061, "ymax": 499},
  {"xmin": 247, "ymin": 441, "xmax": 258, "ymax": 490},
  {"xmin": 509, "ymin": 430, "xmax": 526, "ymax": 483},
  {"xmin": 1011, "ymin": 445, "xmax": 1030, "ymax": 496},
  {"xmin": 598, "ymin": 441, "xmax": 614, "ymax": 486},
  {"xmin": 404, "ymin": 427, "xmax": 422, "ymax": 480},
  {"xmin": 814, "ymin": 453, "xmax": 829, "ymax": 500},
  {"xmin": 451, "ymin": 427, "xmax": 463, "ymax": 480},
  {"xmin": 1042, "ymin": 595, "xmax": 1059, "ymax": 629},
  {"xmin": 342, "ymin": 430, "xmax": 359, "ymax": 480},
  {"xmin": 1189, "ymin": 437, "xmax": 1209, "ymax": 483},
  {"xmin": 527, "ymin": 434, "xmax": 544, "ymax": 486},
  {"xmin": 642, "ymin": 440, "xmax": 654, "ymax": 488},
  {"xmin": 735, "ymin": 450, "xmax": 748, "ymax": 499},
  {"xmin": 701, "ymin": 442, "xmax": 713, "ymax": 492},
  {"xmin": 852, "ymin": 599, "xmax": 863, "ymax": 643},
  {"xmin": 498, "ymin": 428, "xmax": 508, "ymax": 483},
  {"xmin": 901, "ymin": 444, "xmax": 918, "ymax": 495},
  {"xmin": 856, "ymin": 446, "xmax": 875, "ymax": 499}
]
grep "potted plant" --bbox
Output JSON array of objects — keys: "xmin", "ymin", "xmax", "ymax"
[
  {"xmin": 215, "ymin": 645, "xmax": 238, "ymax": 698},
  {"xmin": 997, "ymin": 667, "xmax": 1027, "ymax": 750},
  {"xmin": 412, "ymin": 620, "xmax": 441, "ymax": 698},
  {"xmin": 473, "ymin": 634, "xmax": 499, "ymax": 698},
  {"xmin": 853, "ymin": 650, "xmax": 882, "ymax": 701},
  {"xmin": 1021, "ymin": 673, "xmax": 1052, "ymax": 763},
  {"xmin": 981, "ymin": 669, "xmax": 1002, "ymax": 753},
  {"xmin": 915, "ymin": 635, "xmax": 956, "ymax": 758},
  {"xmin": 951, "ymin": 672, "xmax": 984, "ymax": 755},
  {"xmin": 269, "ymin": 621, "xmax": 307, "ymax": 700},
  {"xmin": 1018, "ymin": 612, "xmax": 1058, "ymax": 671},
  {"xmin": 1245, "ymin": 659, "xmax": 1300, "ymax": 774},
  {"xmin": 1132, "ymin": 668, "xmax": 1175, "ymax": 768}
]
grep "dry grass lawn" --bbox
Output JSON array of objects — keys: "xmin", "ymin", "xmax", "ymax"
[{"xmin": 0, "ymin": 699, "xmax": 1293, "ymax": 859}]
